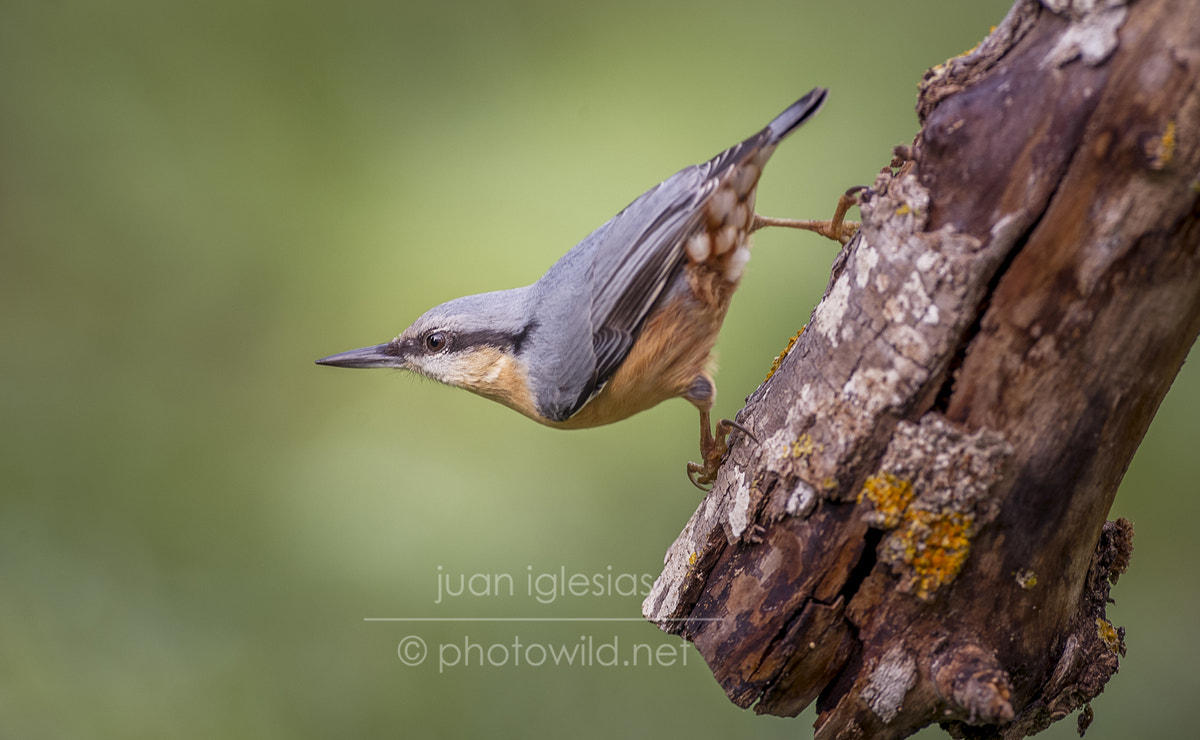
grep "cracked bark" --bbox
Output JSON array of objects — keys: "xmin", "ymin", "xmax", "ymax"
[{"xmin": 642, "ymin": 0, "xmax": 1200, "ymax": 737}]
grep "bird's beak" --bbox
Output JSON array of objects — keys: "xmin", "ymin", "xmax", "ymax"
[{"xmin": 315, "ymin": 342, "xmax": 402, "ymax": 369}]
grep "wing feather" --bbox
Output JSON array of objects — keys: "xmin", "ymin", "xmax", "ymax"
[
  {"xmin": 529, "ymin": 90, "xmax": 827, "ymax": 422},
  {"xmin": 560, "ymin": 133, "xmax": 773, "ymax": 417}
]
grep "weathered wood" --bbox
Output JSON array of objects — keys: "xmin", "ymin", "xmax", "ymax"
[{"xmin": 643, "ymin": 0, "xmax": 1200, "ymax": 737}]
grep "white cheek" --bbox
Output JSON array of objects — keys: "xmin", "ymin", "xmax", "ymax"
[
  {"xmin": 409, "ymin": 354, "xmax": 452, "ymax": 383},
  {"xmin": 413, "ymin": 352, "xmax": 498, "ymax": 389},
  {"xmin": 437, "ymin": 357, "xmax": 468, "ymax": 384}
]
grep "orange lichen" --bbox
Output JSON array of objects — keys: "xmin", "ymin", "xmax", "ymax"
[
  {"xmin": 859, "ymin": 473, "xmax": 915, "ymax": 528},
  {"xmin": 1145, "ymin": 120, "xmax": 1176, "ymax": 170},
  {"xmin": 764, "ymin": 326, "xmax": 805, "ymax": 382},
  {"xmin": 898, "ymin": 509, "xmax": 974, "ymax": 601},
  {"xmin": 1096, "ymin": 618, "xmax": 1120, "ymax": 654},
  {"xmin": 863, "ymin": 417, "xmax": 1010, "ymax": 602},
  {"xmin": 1160, "ymin": 120, "xmax": 1176, "ymax": 167},
  {"xmin": 1014, "ymin": 569, "xmax": 1038, "ymax": 589}
]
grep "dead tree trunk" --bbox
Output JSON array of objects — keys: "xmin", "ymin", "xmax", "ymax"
[{"xmin": 642, "ymin": 1, "xmax": 1200, "ymax": 737}]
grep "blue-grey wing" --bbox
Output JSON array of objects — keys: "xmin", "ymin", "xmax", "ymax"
[
  {"xmin": 531, "ymin": 89, "xmax": 827, "ymax": 421},
  {"xmin": 585, "ymin": 170, "xmax": 712, "ymax": 383},
  {"xmin": 533, "ymin": 134, "xmax": 770, "ymax": 421}
]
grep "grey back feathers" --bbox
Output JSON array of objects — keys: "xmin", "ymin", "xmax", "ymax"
[
  {"xmin": 517, "ymin": 88, "xmax": 828, "ymax": 422},
  {"xmin": 524, "ymin": 172, "xmax": 710, "ymax": 421}
]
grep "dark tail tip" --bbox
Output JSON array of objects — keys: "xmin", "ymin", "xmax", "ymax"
[{"xmin": 767, "ymin": 87, "xmax": 828, "ymax": 142}]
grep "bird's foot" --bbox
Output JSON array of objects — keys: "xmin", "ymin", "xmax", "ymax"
[
  {"xmin": 687, "ymin": 418, "xmax": 756, "ymax": 490},
  {"xmin": 751, "ymin": 186, "xmax": 866, "ymax": 245}
]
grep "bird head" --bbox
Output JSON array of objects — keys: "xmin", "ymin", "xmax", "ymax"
[{"xmin": 316, "ymin": 288, "xmax": 542, "ymax": 417}]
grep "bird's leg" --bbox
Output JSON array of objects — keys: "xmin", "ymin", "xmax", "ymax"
[
  {"xmin": 687, "ymin": 411, "xmax": 758, "ymax": 490},
  {"xmin": 687, "ymin": 406, "xmax": 725, "ymax": 490},
  {"xmin": 685, "ymin": 376, "xmax": 721, "ymax": 490},
  {"xmin": 684, "ymin": 375, "xmax": 757, "ymax": 490},
  {"xmin": 751, "ymin": 186, "xmax": 866, "ymax": 245}
]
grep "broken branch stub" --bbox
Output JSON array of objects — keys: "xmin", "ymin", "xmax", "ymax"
[{"xmin": 644, "ymin": 0, "xmax": 1200, "ymax": 737}]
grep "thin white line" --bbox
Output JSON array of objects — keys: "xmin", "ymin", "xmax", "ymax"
[{"xmin": 362, "ymin": 617, "xmax": 723, "ymax": 622}]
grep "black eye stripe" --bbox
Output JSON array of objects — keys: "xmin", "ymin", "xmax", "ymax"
[{"xmin": 413, "ymin": 323, "xmax": 537, "ymax": 356}]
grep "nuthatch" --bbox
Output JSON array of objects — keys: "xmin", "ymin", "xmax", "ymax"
[{"xmin": 318, "ymin": 88, "xmax": 856, "ymax": 487}]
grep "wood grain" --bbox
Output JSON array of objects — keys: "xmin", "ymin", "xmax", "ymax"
[{"xmin": 644, "ymin": 1, "xmax": 1200, "ymax": 736}]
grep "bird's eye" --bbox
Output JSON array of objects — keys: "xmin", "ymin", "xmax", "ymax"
[{"xmin": 424, "ymin": 331, "xmax": 448, "ymax": 353}]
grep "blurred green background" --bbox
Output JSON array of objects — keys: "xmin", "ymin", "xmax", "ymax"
[{"xmin": 2, "ymin": 1, "xmax": 1196, "ymax": 738}]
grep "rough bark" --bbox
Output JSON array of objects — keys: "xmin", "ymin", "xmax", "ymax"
[{"xmin": 642, "ymin": 1, "xmax": 1200, "ymax": 737}]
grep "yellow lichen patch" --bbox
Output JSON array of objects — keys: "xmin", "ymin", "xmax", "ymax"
[
  {"xmin": 1014, "ymin": 569, "xmax": 1038, "ymax": 589},
  {"xmin": 1145, "ymin": 120, "xmax": 1176, "ymax": 170},
  {"xmin": 1096, "ymin": 618, "xmax": 1121, "ymax": 654},
  {"xmin": 1161, "ymin": 120, "xmax": 1176, "ymax": 166},
  {"xmin": 859, "ymin": 473, "xmax": 915, "ymax": 528},
  {"xmin": 688, "ymin": 552, "xmax": 698, "ymax": 567},
  {"xmin": 765, "ymin": 326, "xmax": 805, "ymax": 382},
  {"xmin": 895, "ymin": 203, "xmax": 911, "ymax": 216},
  {"xmin": 898, "ymin": 509, "xmax": 974, "ymax": 601},
  {"xmin": 790, "ymin": 433, "xmax": 819, "ymax": 459},
  {"xmin": 822, "ymin": 476, "xmax": 839, "ymax": 492}
]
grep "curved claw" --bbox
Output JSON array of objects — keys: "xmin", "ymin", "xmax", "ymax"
[
  {"xmin": 687, "ymin": 418, "xmax": 754, "ymax": 490},
  {"xmin": 686, "ymin": 461, "xmax": 711, "ymax": 491},
  {"xmin": 718, "ymin": 417, "xmax": 758, "ymax": 444},
  {"xmin": 687, "ymin": 402, "xmax": 758, "ymax": 490},
  {"xmin": 688, "ymin": 459, "xmax": 721, "ymax": 489}
]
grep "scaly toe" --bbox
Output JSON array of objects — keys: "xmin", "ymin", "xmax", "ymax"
[
  {"xmin": 687, "ymin": 459, "xmax": 722, "ymax": 489},
  {"xmin": 686, "ymin": 461, "xmax": 711, "ymax": 491}
]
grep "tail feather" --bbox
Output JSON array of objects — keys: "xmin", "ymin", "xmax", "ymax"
[{"xmin": 767, "ymin": 87, "xmax": 828, "ymax": 143}]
